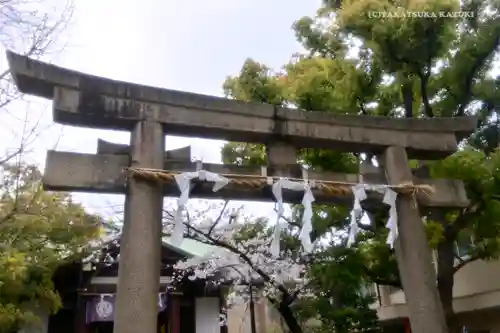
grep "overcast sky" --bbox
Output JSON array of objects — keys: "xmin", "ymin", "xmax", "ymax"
[
  {"xmin": 0, "ymin": 0, "xmax": 321, "ymax": 222},
  {"xmin": 2, "ymin": 1, "xmax": 497, "ymax": 227}
]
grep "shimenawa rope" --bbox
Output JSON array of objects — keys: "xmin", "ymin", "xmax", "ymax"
[{"xmin": 123, "ymin": 167, "xmax": 434, "ymax": 197}]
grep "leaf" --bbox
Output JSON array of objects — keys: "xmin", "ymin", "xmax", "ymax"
[{"xmin": 0, "ymin": 163, "xmax": 101, "ymax": 332}]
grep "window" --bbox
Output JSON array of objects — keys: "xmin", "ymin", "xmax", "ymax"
[
  {"xmin": 358, "ymin": 283, "xmax": 377, "ymax": 298},
  {"xmin": 454, "ymin": 233, "xmax": 475, "ymax": 260}
]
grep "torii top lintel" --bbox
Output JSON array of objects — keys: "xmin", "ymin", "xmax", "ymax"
[{"xmin": 7, "ymin": 51, "xmax": 477, "ymax": 159}]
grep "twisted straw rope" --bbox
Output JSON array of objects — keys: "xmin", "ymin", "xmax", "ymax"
[{"xmin": 124, "ymin": 167, "xmax": 434, "ymax": 197}]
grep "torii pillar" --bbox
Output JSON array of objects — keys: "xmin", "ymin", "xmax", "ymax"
[
  {"xmin": 381, "ymin": 146, "xmax": 448, "ymax": 333},
  {"xmin": 113, "ymin": 119, "xmax": 165, "ymax": 333}
]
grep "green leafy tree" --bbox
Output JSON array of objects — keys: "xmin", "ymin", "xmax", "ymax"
[
  {"xmin": 221, "ymin": 1, "xmax": 500, "ymax": 332},
  {"xmin": 0, "ymin": 164, "xmax": 101, "ymax": 333},
  {"xmin": 294, "ymin": 246, "xmax": 381, "ymax": 333}
]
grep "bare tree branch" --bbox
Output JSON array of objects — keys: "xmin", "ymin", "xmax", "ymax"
[
  {"xmin": 0, "ymin": 0, "xmax": 75, "ymax": 165},
  {"xmin": 208, "ymin": 200, "xmax": 229, "ymax": 234}
]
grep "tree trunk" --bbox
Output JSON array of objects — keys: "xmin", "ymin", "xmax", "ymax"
[
  {"xmin": 402, "ymin": 78, "xmax": 414, "ymax": 118},
  {"xmin": 276, "ymin": 301, "xmax": 303, "ymax": 333},
  {"xmin": 437, "ymin": 235, "xmax": 460, "ymax": 333}
]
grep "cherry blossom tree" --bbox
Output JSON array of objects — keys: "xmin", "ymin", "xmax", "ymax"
[
  {"xmin": 162, "ymin": 198, "xmax": 380, "ymax": 333},
  {"xmin": 163, "ymin": 201, "xmax": 309, "ymax": 333}
]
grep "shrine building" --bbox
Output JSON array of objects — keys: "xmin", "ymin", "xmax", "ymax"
[{"xmin": 20, "ymin": 237, "xmax": 227, "ymax": 333}]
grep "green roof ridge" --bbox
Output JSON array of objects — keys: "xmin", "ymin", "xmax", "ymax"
[{"xmin": 162, "ymin": 237, "xmax": 217, "ymax": 257}]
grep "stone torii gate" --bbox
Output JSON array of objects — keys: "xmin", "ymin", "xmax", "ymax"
[{"xmin": 7, "ymin": 51, "xmax": 477, "ymax": 333}]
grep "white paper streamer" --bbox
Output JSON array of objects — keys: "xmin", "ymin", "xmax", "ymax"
[
  {"xmin": 171, "ymin": 170, "xmax": 230, "ymax": 246},
  {"xmin": 270, "ymin": 179, "xmax": 288, "ymax": 257},
  {"xmin": 347, "ymin": 210, "xmax": 358, "ymax": 247},
  {"xmin": 383, "ymin": 188, "xmax": 399, "ymax": 248},
  {"xmin": 299, "ymin": 184, "xmax": 315, "ymax": 253},
  {"xmin": 270, "ymin": 178, "xmax": 315, "ymax": 257},
  {"xmin": 347, "ymin": 185, "xmax": 367, "ymax": 247},
  {"xmin": 347, "ymin": 184, "xmax": 400, "ymax": 248}
]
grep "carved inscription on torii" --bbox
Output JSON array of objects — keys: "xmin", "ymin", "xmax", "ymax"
[{"xmin": 7, "ymin": 50, "xmax": 476, "ymax": 333}]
